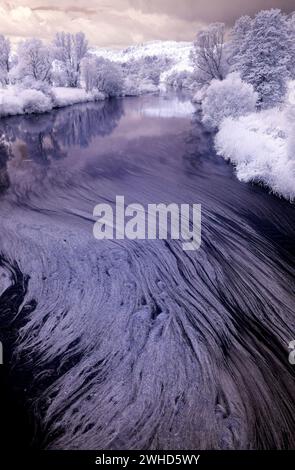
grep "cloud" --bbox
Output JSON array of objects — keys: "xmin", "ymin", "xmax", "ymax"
[
  {"xmin": 130, "ymin": 0, "xmax": 294, "ymax": 23},
  {"xmin": 1, "ymin": 1, "xmax": 294, "ymax": 48}
]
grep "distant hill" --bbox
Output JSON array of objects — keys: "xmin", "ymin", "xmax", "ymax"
[{"xmin": 90, "ymin": 40, "xmax": 194, "ymax": 74}]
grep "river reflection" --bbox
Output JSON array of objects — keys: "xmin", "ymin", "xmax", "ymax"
[{"xmin": 0, "ymin": 98, "xmax": 124, "ymax": 165}]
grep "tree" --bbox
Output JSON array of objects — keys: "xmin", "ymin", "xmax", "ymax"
[
  {"xmin": 54, "ymin": 32, "xmax": 88, "ymax": 87},
  {"xmin": 14, "ymin": 38, "xmax": 53, "ymax": 83},
  {"xmin": 286, "ymin": 13, "xmax": 295, "ymax": 79},
  {"xmin": 201, "ymin": 73, "xmax": 258, "ymax": 129},
  {"xmin": 165, "ymin": 69, "xmax": 196, "ymax": 90},
  {"xmin": 81, "ymin": 57, "xmax": 98, "ymax": 92},
  {"xmin": 138, "ymin": 55, "xmax": 172, "ymax": 85},
  {"xmin": 191, "ymin": 23, "xmax": 227, "ymax": 85},
  {"xmin": 81, "ymin": 57, "xmax": 124, "ymax": 97},
  {"xmin": 230, "ymin": 9, "xmax": 292, "ymax": 108},
  {"xmin": 0, "ymin": 35, "xmax": 11, "ymax": 85},
  {"xmin": 228, "ymin": 16, "xmax": 252, "ymax": 67}
]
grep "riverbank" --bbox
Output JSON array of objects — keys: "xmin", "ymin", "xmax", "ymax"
[
  {"xmin": 201, "ymin": 81, "xmax": 295, "ymax": 202},
  {"xmin": 0, "ymin": 85, "xmax": 106, "ymax": 118},
  {"xmin": 215, "ymin": 105, "xmax": 295, "ymax": 201}
]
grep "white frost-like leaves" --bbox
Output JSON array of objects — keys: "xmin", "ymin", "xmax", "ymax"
[
  {"xmin": 215, "ymin": 104, "xmax": 295, "ymax": 201},
  {"xmin": 0, "ymin": 86, "xmax": 105, "ymax": 117}
]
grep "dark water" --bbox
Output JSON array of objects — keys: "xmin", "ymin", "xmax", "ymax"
[{"xmin": 0, "ymin": 93, "xmax": 295, "ymax": 450}]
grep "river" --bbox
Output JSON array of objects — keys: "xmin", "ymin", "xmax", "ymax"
[{"xmin": 0, "ymin": 93, "xmax": 294, "ymax": 450}]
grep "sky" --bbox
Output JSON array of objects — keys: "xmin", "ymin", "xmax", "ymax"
[{"xmin": 0, "ymin": 0, "xmax": 294, "ymax": 48}]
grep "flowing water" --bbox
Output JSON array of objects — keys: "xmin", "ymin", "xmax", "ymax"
[{"xmin": 0, "ymin": 93, "xmax": 294, "ymax": 450}]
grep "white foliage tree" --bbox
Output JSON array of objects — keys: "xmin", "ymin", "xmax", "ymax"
[
  {"xmin": 0, "ymin": 35, "xmax": 11, "ymax": 85},
  {"xmin": 201, "ymin": 73, "xmax": 258, "ymax": 129},
  {"xmin": 13, "ymin": 38, "xmax": 53, "ymax": 83},
  {"xmin": 81, "ymin": 57, "xmax": 124, "ymax": 97},
  {"xmin": 54, "ymin": 32, "xmax": 88, "ymax": 87},
  {"xmin": 228, "ymin": 15, "xmax": 252, "ymax": 67},
  {"xmin": 230, "ymin": 9, "xmax": 292, "ymax": 108},
  {"xmin": 287, "ymin": 13, "xmax": 295, "ymax": 79},
  {"xmin": 191, "ymin": 23, "xmax": 227, "ymax": 85}
]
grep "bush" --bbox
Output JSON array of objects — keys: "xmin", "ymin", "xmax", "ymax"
[
  {"xmin": 21, "ymin": 89, "xmax": 52, "ymax": 114},
  {"xmin": 0, "ymin": 87, "xmax": 52, "ymax": 116},
  {"xmin": 201, "ymin": 73, "xmax": 258, "ymax": 129},
  {"xmin": 20, "ymin": 77, "xmax": 52, "ymax": 95},
  {"xmin": 0, "ymin": 90, "xmax": 23, "ymax": 116},
  {"xmin": 215, "ymin": 110, "xmax": 295, "ymax": 200},
  {"xmin": 51, "ymin": 87, "xmax": 104, "ymax": 108}
]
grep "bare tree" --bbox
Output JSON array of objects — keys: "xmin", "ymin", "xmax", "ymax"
[
  {"xmin": 54, "ymin": 32, "xmax": 88, "ymax": 87},
  {"xmin": 15, "ymin": 38, "xmax": 53, "ymax": 83},
  {"xmin": 191, "ymin": 23, "xmax": 226, "ymax": 85}
]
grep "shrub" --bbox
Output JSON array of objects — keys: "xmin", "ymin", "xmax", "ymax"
[
  {"xmin": 21, "ymin": 89, "xmax": 52, "ymax": 114},
  {"xmin": 201, "ymin": 73, "xmax": 258, "ymax": 129},
  {"xmin": 20, "ymin": 77, "xmax": 52, "ymax": 95}
]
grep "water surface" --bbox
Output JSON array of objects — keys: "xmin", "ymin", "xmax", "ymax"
[{"xmin": 0, "ymin": 93, "xmax": 295, "ymax": 450}]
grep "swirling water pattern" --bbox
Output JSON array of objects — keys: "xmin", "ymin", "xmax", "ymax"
[{"xmin": 0, "ymin": 94, "xmax": 294, "ymax": 450}]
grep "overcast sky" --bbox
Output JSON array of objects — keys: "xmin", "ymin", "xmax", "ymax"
[{"xmin": 0, "ymin": 1, "xmax": 294, "ymax": 48}]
